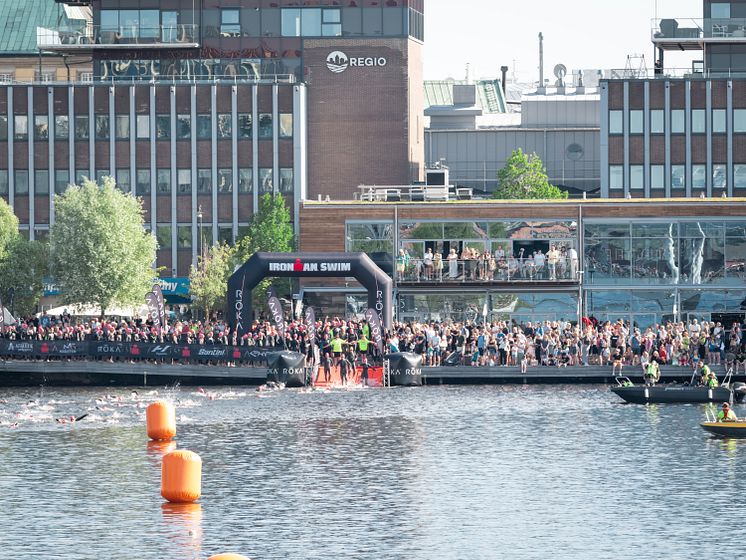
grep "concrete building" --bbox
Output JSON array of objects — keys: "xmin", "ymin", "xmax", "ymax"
[
  {"xmin": 600, "ymin": 0, "xmax": 746, "ymax": 197},
  {"xmin": 0, "ymin": 0, "xmax": 425, "ymax": 278}
]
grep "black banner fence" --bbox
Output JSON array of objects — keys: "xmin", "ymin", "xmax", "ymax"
[{"xmin": 0, "ymin": 339, "xmax": 284, "ymax": 365}]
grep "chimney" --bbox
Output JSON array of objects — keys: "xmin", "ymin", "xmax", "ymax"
[{"xmin": 500, "ymin": 66, "xmax": 508, "ymax": 94}]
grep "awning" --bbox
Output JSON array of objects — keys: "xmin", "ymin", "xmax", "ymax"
[{"xmin": 63, "ymin": 4, "xmax": 92, "ymax": 22}]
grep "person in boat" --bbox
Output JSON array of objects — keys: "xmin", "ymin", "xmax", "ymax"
[
  {"xmin": 644, "ymin": 360, "xmax": 660, "ymax": 386},
  {"xmin": 706, "ymin": 371, "xmax": 719, "ymax": 389},
  {"xmin": 695, "ymin": 359, "xmax": 715, "ymax": 387},
  {"xmin": 717, "ymin": 402, "xmax": 737, "ymax": 422}
]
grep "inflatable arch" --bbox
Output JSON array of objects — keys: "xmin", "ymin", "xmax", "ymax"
[{"xmin": 226, "ymin": 252, "xmax": 393, "ymax": 336}]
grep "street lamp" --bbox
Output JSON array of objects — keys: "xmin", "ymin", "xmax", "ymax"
[{"xmin": 196, "ymin": 205, "xmax": 203, "ymax": 260}]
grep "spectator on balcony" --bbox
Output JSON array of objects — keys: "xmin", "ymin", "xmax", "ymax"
[
  {"xmin": 433, "ymin": 251, "xmax": 443, "ymax": 281},
  {"xmin": 423, "ymin": 248, "xmax": 434, "ymax": 280},
  {"xmin": 547, "ymin": 245, "xmax": 559, "ymax": 280},
  {"xmin": 447, "ymin": 248, "xmax": 458, "ymax": 279}
]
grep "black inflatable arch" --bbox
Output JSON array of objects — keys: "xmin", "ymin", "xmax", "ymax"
[{"xmin": 226, "ymin": 252, "xmax": 393, "ymax": 336}]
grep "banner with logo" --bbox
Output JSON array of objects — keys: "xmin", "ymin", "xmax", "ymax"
[
  {"xmin": 145, "ymin": 291, "xmax": 161, "ymax": 332},
  {"xmin": 364, "ymin": 307, "xmax": 385, "ymax": 355},
  {"xmin": 304, "ymin": 306, "xmax": 316, "ymax": 347},
  {"xmin": 152, "ymin": 283, "xmax": 166, "ymax": 329},
  {"xmin": 267, "ymin": 287, "xmax": 286, "ymax": 340}
]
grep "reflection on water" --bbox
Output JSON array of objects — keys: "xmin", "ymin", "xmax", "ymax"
[{"xmin": 0, "ymin": 385, "xmax": 745, "ymax": 559}]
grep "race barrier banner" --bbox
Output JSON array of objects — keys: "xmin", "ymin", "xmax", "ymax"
[{"xmin": 0, "ymin": 339, "xmax": 286, "ymax": 364}]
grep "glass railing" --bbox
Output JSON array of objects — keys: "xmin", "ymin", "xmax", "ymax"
[
  {"xmin": 651, "ymin": 17, "xmax": 746, "ymax": 41},
  {"xmin": 605, "ymin": 67, "xmax": 746, "ymax": 80},
  {"xmin": 37, "ymin": 24, "xmax": 199, "ymax": 49},
  {"xmin": 396, "ymin": 258, "xmax": 580, "ymax": 284}
]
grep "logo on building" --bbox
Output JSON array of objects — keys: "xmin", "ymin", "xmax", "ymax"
[
  {"xmin": 326, "ymin": 51, "xmax": 387, "ymax": 73},
  {"xmin": 327, "ymin": 51, "xmax": 349, "ymax": 73}
]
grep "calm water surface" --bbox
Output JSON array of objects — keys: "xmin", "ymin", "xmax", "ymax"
[{"xmin": 0, "ymin": 384, "xmax": 743, "ymax": 559}]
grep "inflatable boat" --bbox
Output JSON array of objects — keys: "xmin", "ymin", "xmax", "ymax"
[
  {"xmin": 611, "ymin": 373, "xmax": 746, "ymax": 404},
  {"xmin": 700, "ymin": 421, "xmax": 746, "ymax": 438}
]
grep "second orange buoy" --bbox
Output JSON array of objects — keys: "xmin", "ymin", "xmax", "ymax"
[{"xmin": 146, "ymin": 401, "xmax": 176, "ymax": 441}]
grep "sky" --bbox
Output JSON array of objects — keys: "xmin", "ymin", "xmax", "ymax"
[{"xmin": 423, "ymin": 0, "xmax": 703, "ymax": 83}]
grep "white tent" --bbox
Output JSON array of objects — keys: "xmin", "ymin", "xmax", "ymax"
[
  {"xmin": 1, "ymin": 307, "xmax": 16, "ymax": 326},
  {"xmin": 37, "ymin": 303, "xmax": 150, "ymax": 318}
]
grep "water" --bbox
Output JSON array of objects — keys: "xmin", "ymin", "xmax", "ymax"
[{"xmin": 0, "ymin": 384, "xmax": 743, "ymax": 560}]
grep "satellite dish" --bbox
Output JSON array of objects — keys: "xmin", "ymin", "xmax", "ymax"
[{"xmin": 554, "ymin": 63, "xmax": 567, "ymax": 87}]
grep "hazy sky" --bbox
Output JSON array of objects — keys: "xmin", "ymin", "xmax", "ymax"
[{"xmin": 424, "ymin": 0, "xmax": 703, "ymax": 82}]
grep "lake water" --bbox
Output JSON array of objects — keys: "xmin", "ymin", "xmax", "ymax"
[{"xmin": 0, "ymin": 384, "xmax": 743, "ymax": 560}]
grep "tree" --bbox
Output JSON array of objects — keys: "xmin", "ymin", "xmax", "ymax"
[
  {"xmin": 233, "ymin": 193, "xmax": 294, "ymax": 312},
  {"xmin": 50, "ymin": 177, "xmax": 157, "ymax": 316},
  {"xmin": 492, "ymin": 149, "xmax": 568, "ymax": 200},
  {"xmin": 189, "ymin": 243, "xmax": 233, "ymax": 319},
  {"xmin": 0, "ymin": 237, "xmax": 48, "ymax": 316},
  {"xmin": 0, "ymin": 196, "xmax": 19, "ymax": 259}
]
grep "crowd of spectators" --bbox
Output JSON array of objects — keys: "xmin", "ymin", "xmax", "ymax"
[{"xmin": 1, "ymin": 311, "xmax": 745, "ymax": 372}]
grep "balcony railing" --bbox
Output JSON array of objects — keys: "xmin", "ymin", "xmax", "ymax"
[
  {"xmin": 396, "ymin": 258, "xmax": 580, "ymax": 284},
  {"xmin": 37, "ymin": 24, "xmax": 199, "ymax": 50},
  {"xmin": 604, "ymin": 67, "xmax": 746, "ymax": 80},
  {"xmin": 651, "ymin": 18, "xmax": 746, "ymax": 43}
]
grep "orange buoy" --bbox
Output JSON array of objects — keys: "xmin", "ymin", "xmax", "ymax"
[
  {"xmin": 208, "ymin": 555, "xmax": 251, "ymax": 560},
  {"xmin": 146, "ymin": 401, "xmax": 176, "ymax": 441},
  {"xmin": 161, "ymin": 450, "xmax": 202, "ymax": 503}
]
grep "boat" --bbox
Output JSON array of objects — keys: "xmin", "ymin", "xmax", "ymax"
[
  {"xmin": 700, "ymin": 421, "xmax": 746, "ymax": 438},
  {"xmin": 611, "ymin": 370, "xmax": 746, "ymax": 404}
]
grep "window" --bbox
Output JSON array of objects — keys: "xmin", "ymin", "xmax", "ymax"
[
  {"xmin": 196, "ymin": 114, "xmax": 211, "ymax": 139},
  {"xmin": 692, "ymin": 109, "xmax": 706, "ymax": 134},
  {"xmin": 136, "ymin": 169, "xmax": 150, "ymax": 195},
  {"xmin": 177, "ymin": 225, "xmax": 192, "ymax": 249},
  {"xmin": 54, "ymin": 170, "xmax": 69, "ymax": 194},
  {"xmin": 609, "ymin": 110, "xmax": 623, "ymax": 134},
  {"xmin": 630, "ymin": 165, "xmax": 643, "ymax": 189},
  {"xmin": 734, "ymin": 109, "xmax": 746, "ymax": 133},
  {"xmin": 692, "ymin": 165, "xmax": 706, "ymax": 189},
  {"xmin": 75, "ymin": 170, "xmax": 87, "ymax": 185},
  {"xmin": 651, "ymin": 165, "xmax": 665, "ymax": 189},
  {"xmin": 281, "ymin": 8, "xmax": 301, "ymax": 36},
  {"xmin": 115, "ymin": 115, "xmax": 129, "ymax": 139},
  {"xmin": 671, "ymin": 110, "xmax": 685, "ymax": 133},
  {"xmin": 279, "ymin": 114, "xmax": 293, "ymax": 138},
  {"xmin": 0, "ymin": 170, "xmax": 7, "ymax": 195},
  {"xmin": 711, "ymin": 3, "xmax": 731, "ymax": 19},
  {"xmin": 156, "ymin": 115, "xmax": 170, "ymax": 140},
  {"xmin": 96, "ymin": 169, "xmax": 108, "ymax": 183},
  {"xmin": 322, "ymin": 8, "xmax": 342, "ymax": 36},
  {"xmin": 672, "ymin": 165, "xmax": 685, "ymax": 189},
  {"xmin": 116, "ymin": 169, "xmax": 130, "ymax": 192},
  {"xmin": 259, "ymin": 168, "xmax": 273, "ymax": 193},
  {"xmin": 95, "ymin": 115, "xmax": 110, "ymax": 140},
  {"xmin": 650, "ymin": 110, "xmax": 664, "ymax": 134},
  {"xmin": 259, "ymin": 113, "xmax": 272, "ymax": 138},
  {"xmin": 279, "ymin": 168, "xmax": 293, "ymax": 193},
  {"xmin": 301, "ymin": 8, "xmax": 322, "ymax": 36},
  {"xmin": 157, "ymin": 225, "xmax": 172, "ymax": 249},
  {"xmin": 34, "ymin": 115, "xmax": 49, "ymax": 140},
  {"xmin": 217, "ymin": 114, "xmax": 232, "ymax": 139},
  {"xmin": 54, "ymin": 116, "xmax": 68, "ymax": 140},
  {"xmin": 629, "ymin": 110, "xmax": 643, "ymax": 134},
  {"xmin": 609, "ymin": 166, "xmax": 623, "ymax": 189},
  {"xmin": 713, "ymin": 164, "xmax": 727, "ymax": 189},
  {"xmin": 0, "ymin": 116, "xmax": 7, "ymax": 139},
  {"xmin": 218, "ymin": 169, "xmax": 232, "ymax": 193},
  {"xmin": 176, "ymin": 115, "xmax": 191, "ymax": 139},
  {"xmin": 162, "ymin": 11, "xmax": 179, "ymax": 42},
  {"xmin": 713, "ymin": 109, "xmax": 727, "ymax": 133},
  {"xmin": 736, "ymin": 166, "xmax": 746, "ymax": 188},
  {"xmin": 177, "ymin": 169, "xmax": 191, "ymax": 194},
  {"xmin": 15, "ymin": 170, "xmax": 28, "ymax": 194},
  {"xmin": 74, "ymin": 116, "xmax": 89, "ymax": 140},
  {"xmin": 156, "ymin": 169, "xmax": 171, "ymax": 195},
  {"xmin": 238, "ymin": 114, "xmax": 252, "ymax": 139},
  {"xmin": 14, "ymin": 116, "xmax": 28, "ymax": 140},
  {"xmin": 197, "ymin": 169, "xmax": 211, "ymax": 194},
  {"xmin": 35, "ymin": 170, "xmax": 49, "ymax": 194},
  {"xmin": 136, "ymin": 115, "xmax": 150, "ymax": 139},
  {"xmin": 218, "ymin": 226, "xmax": 233, "ymax": 245},
  {"xmin": 221, "ymin": 9, "xmax": 240, "ymax": 37},
  {"xmin": 238, "ymin": 168, "xmax": 253, "ymax": 193}
]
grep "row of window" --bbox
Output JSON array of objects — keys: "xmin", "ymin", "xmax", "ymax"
[
  {"xmin": 608, "ymin": 164, "xmax": 744, "ymax": 189},
  {"xmin": 608, "ymin": 108, "xmax": 746, "ymax": 135},
  {"xmin": 156, "ymin": 224, "xmax": 245, "ymax": 250},
  {"xmin": 2, "ymin": 113, "xmax": 292, "ymax": 142},
  {"xmin": 0, "ymin": 168, "xmax": 293, "ymax": 196}
]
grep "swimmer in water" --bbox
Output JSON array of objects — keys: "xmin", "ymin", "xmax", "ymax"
[{"xmin": 55, "ymin": 414, "xmax": 88, "ymax": 424}]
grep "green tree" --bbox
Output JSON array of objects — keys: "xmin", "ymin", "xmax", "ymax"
[
  {"xmin": 189, "ymin": 243, "xmax": 233, "ymax": 319},
  {"xmin": 233, "ymin": 193, "xmax": 294, "ymax": 311},
  {"xmin": 492, "ymin": 148, "xmax": 568, "ymax": 200},
  {"xmin": 0, "ymin": 237, "xmax": 48, "ymax": 316},
  {"xmin": 0, "ymin": 196, "xmax": 19, "ymax": 259},
  {"xmin": 50, "ymin": 177, "xmax": 157, "ymax": 316}
]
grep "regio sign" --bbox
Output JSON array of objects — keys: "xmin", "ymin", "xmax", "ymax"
[{"xmin": 326, "ymin": 50, "xmax": 387, "ymax": 73}]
